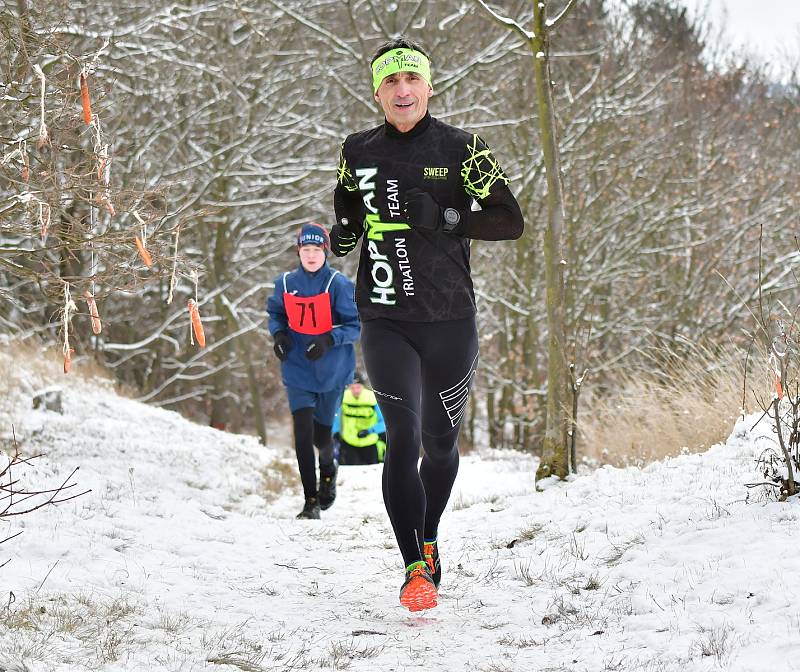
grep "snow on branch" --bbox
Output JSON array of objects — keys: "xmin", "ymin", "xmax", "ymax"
[
  {"xmin": 474, "ymin": 0, "xmax": 534, "ymax": 42},
  {"xmin": 546, "ymin": 0, "xmax": 581, "ymax": 32}
]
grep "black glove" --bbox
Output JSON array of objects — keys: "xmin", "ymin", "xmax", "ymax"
[
  {"xmin": 273, "ymin": 331, "xmax": 292, "ymax": 361},
  {"xmin": 305, "ymin": 333, "xmax": 334, "ymax": 361},
  {"xmin": 357, "ymin": 429, "xmax": 371, "ymax": 439},
  {"xmin": 403, "ymin": 188, "xmax": 465, "ymax": 234},
  {"xmin": 330, "ymin": 222, "xmax": 359, "ymax": 256}
]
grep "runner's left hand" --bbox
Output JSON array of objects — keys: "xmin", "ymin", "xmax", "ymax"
[
  {"xmin": 305, "ymin": 333, "xmax": 334, "ymax": 361},
  {"xmin": 331, "ymin": 223, "xmax": 359, "ymax": 256},
  {"xmin": 403, "ymin": 188, "xmax": 464, "ymax": 234}
]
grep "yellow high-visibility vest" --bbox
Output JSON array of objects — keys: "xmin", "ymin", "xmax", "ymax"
[{"xmin": 340, "ymin": 388, "xmax": 380, "ymax": 448}]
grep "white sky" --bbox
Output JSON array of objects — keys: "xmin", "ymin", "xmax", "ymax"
[
  {"xmin": 687, "ymin": 0, "xmax": 800, "ymax": 77},
  {"xmin": 606, "ymin": 0, "xmax": 800, "ymax": 75},
  {"xmin": 688, "ymin": 0, "xmax": 800, "ymax": 51},
  {"xmin": 2, "ymin": 348, "xmax": 800, "ymax": 669}
]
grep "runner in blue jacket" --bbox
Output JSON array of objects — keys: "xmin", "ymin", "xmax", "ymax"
[{"xmin": 267, "ymin": 223, "xmax": 360, "ymax": 519}]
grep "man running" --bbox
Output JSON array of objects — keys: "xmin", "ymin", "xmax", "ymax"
[{"xmin": 330, "ymin": 37, "xmax": 524, "ymax": 611}]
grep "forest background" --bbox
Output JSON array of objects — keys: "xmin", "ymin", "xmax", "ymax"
[{"xmin": 2, "ymin": 0, "xmax": 798, "ymax": 466}]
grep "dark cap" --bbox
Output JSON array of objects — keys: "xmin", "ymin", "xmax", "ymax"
[{"xmin": 297, "ymin": 223, "xmax": 330, "ymax": 254}]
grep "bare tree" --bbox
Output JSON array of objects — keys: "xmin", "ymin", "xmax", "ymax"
[
  {"xmin": 1, "ymin": 2, "xmax": 196, "ymax": 374},
  {"xmin": 4, "ymin": 0, "xmax": 799, "ymax": 463},
  {"xmin": 741, "ymin": 228, "xmax": 800, "ymax": 498},
  {"xmin": 1, "ymin": 430, "xmax": 90, "ymax": 566},
  {"xmin": 476, "ymin": 0, "xmax": 580, "ymax": 483}
]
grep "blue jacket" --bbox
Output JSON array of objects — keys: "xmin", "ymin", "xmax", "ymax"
[{"xmin": 267, "ymin": 262, "xmax": 360, "ymax": 393}]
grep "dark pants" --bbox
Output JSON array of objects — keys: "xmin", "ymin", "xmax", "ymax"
[
  {"xmin": 338, "ymin": 440, "xmax": 381, "ymax": 465},
  {"xmin": 292, "ymin": 408, "xmax": 335, "ymax": 500},
  {"xmin": 361, "ymin": 316, "xmax": 479, "ymax": 567}
]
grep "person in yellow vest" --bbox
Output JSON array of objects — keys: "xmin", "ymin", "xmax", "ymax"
[{"xmin": 333, "ymin": 375, "xmax": 386, "ymax": 465}]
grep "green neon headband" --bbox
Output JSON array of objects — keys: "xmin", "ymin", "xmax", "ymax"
[{"xmin": 371, "ymin": 48, "xmax": 432, "ymax": 92}]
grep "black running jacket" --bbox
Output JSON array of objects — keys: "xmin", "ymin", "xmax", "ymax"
[{"xmin": 333, "ymin": 113, "xmax": 524, "ymax": 322}]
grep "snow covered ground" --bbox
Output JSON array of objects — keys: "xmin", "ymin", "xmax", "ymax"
[{"xmin": 1, "ymin": 357, "xmax": 798, "ymax": 672}]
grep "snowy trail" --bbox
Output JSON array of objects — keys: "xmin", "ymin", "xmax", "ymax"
[{"xmin": 1, "ymin": 370, "xmax": 799, "ymax": 671}]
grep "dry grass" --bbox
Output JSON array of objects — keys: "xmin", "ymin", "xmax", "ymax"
[
  {"xmin": 0, "ymin": 337, "xmax": 113, "ymax": 392},
  {"xmin": 579, "ymin": 343, "xmax": 762, "ymax": 467},
  {"xmin": 0, "ymin": 337, "xmax": 117, "ymax": 439},
  {"xmin": 450, "ymin": 491, "xmax": 501, "ymax": 511},
  {"xmin": 323, "ymin": 639, "xmax": 385, "ymax": 670},
  {"xmin": 0, "ymin": 339, "xmax": 49, "ymax": 423},
  {"xmin": 1, "ymin": 591, "xmax": 139, "ymax": 664},
  {"xmin": 690, "ymin": 623, "xmax": 735, "ymax": 666},
  {"xmin": 259, "ymin": 457, "xmax": 301, "ymax": 502},
  {"xmin": 0, "ymin": 337, "xmax": 116, "ymax": 460},
  {"xmin": 203, "ymin": 622, "xmax": 317, "ymax": 671}
]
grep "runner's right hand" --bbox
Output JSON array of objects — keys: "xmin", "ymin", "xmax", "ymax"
[
  {"xmin": 330, "ymin": 223, "xmax": 359, "ymax": 256},
  {"xmin": 273, "ymin": 331, "xmax": 292, "ymax": 361}
]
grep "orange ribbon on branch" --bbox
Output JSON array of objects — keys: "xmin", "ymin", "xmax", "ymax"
[
  {"xmin": 84, "ymin": 290, "xmax": 102, "ymax": 334},
  {"xmin": 79, "ymin": 72, "xmax": 92, "ymax": 125},
  {"xmin": 775, "ymin": 374, "xmax": 784, "ymax": 400},
  {"xmin": 135, "ymin": 236, "xmax": 153, "ymax": 267},
  {"xmin": 63, "ymin": 347, "xmax": 74, "ymax": 374},
  {"xmin": 188, "ymin": 299, "xmax": 206, "ymax": 347}
]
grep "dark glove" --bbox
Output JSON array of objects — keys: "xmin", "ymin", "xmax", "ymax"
[
  {"xmin": 330, "ymin": 222, "xmax": 359, "ymax": 256},
  {"xmin": 305, "ymin": 333, "xmax": 334, "ymax": 361},
  {"xmin": 273, "ymin": 331, "xmax": 292, "ymax": 361},
  {"xmin": 357, "ymin": 429, "xmax": 371, "ymax": 439},
  {"xmin": 403, "ymin": 188, "xmax": 465, "ymax": 234}
]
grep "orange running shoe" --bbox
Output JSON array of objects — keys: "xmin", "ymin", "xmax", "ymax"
[
  {"xmin": 423, "ymin": 540, "xmax": 441, "ymax": 588},
  {"xmin": 399, "ymin": 561, "xmax": 438, "ymax": 612}
]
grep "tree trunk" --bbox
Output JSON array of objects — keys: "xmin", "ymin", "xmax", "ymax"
[
  {"xmin": 487, "ymin": 389, "xmax": 499, "ymax": 449},
  {"xmin": 532, "ymin": 0, "xmax": 570, "ymax": 483},
  {"xmin": 222, "ymin": 301, "xmax": 269, "ymax": 447}
]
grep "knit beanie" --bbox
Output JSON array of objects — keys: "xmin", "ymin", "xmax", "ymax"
[{"xmin": 297, "ymin": 223, "xmax": 330, "ymax": 255}]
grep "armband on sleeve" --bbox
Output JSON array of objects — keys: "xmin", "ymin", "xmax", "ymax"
[
  {"xmin": 461, "ymin": 134, "xmax": 509, "ymax": 201},
  {"xmin": 336, "ymin": 141, "xmax": 359, "ymax": 192}
]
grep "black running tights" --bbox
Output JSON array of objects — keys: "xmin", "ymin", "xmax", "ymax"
[
  {"xmin": 361, "ymin": 316, "xmax": 479, "ymax": 567},
  {"xmin": 292, "ymin": 407, "xmax": 334, "ymax": 499}
]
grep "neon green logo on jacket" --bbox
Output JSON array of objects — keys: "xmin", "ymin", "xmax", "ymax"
[
  {"xmin": 424, "ymin": 167, "xmax": 448, "ymax": 180},
  {"xmin": 365, "ymin": 213, "xmax": 409, "ymax": 241}
]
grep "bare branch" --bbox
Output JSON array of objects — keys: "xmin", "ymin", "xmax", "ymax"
[
  {"xmin": 546, "ymin": 0, "xmax": 581, "ymax": 32},
  {"xmin": 1, "ymin": 434, "xmax": 90, "ymax": 529},
  {"xmin": 473, "ymin": 0, "xmax": 534, "ymax": 42}
]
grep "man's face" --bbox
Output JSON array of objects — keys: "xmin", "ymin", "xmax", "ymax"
[
  {"xmin": 374, "ymin": 71, "xmax": 432, "ymax": 132},
  {"xmin": 298, "ymin": 245, "xmax": 325, "ymax": 272},
  {"xmin": 350, "ymin": 383, "xmax": 363, "ymax": 397}
]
